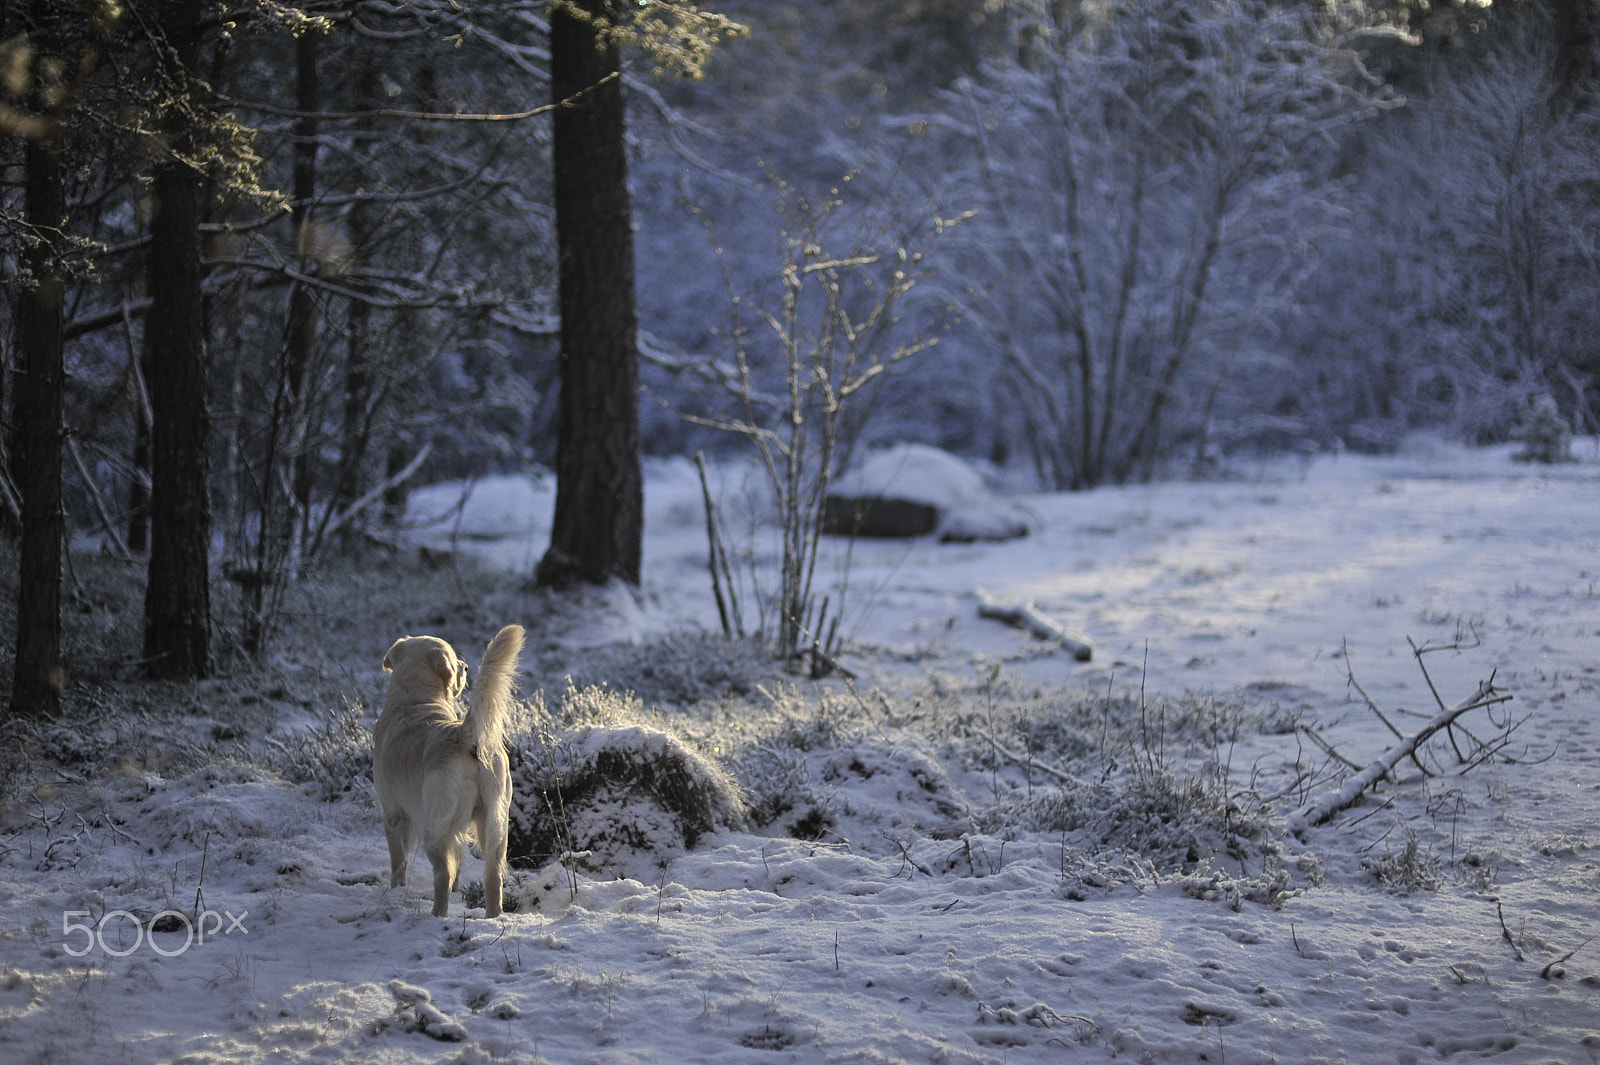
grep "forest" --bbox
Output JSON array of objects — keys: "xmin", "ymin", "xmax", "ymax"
[
  {"xmin": 2, "ymin": 0, "xmax": 1598, "ymax": 711},
  {"xmin": 2, "ymin": 6, "xmax": 1599, "ymax": 1061}
]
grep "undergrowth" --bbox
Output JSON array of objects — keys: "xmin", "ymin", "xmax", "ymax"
[{"xmin": 1, "ymin": 549, "xmax": 1321, "ymax": 907}]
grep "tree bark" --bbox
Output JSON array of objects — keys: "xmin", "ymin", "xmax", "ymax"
[
  {"xmin": 331, "ymin": 48, "xmax": 379, "ymax": 536},
  {"xmin": 536, "ymin": 0, "xmax": 643, "ymax": 588},
  {"xmin": 142, "ymin": 0, "xmax": 212, "ymax": 680},
  {"xmin": 1554, "ymin": 0, "xmax": 1600, "ymax": 107},
  {"xmin": 11, "ymin": 116, "xmax": 68, "ymax": 717},
  {"xmin": 284, "ymin": 30, "xmax": 321, "ymax": 545}
]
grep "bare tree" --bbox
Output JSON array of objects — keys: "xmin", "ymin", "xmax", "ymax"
[{"xmin": 952, "ymin": 0, "xmax": 1389, "ymax": 487}]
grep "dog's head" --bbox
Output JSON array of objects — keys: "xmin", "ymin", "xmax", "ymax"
[{"xmin": 381, "ymin": 635, "xmax": 468, "ymax": 700}]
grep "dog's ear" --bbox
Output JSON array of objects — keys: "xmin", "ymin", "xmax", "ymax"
[
  {"xmin": 426, "ymin": 646, "xmax": 459, "ymax": 691},
  {"xmin": 382, "ymin": 638, "xmax": 407, "ymax": 673},
  {"xmin": 453, "ymin": 659, "xmax": 469, "ymax": 697}
]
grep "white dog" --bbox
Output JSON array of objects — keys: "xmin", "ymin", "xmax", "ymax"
[{"xmin": 374, "ymin": 624, "xmax": 525, "ymax": 917}]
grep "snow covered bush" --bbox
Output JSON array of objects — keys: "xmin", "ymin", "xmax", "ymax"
[
  {"xmin": 1514, "ymin": 393, "xmax": 1574, "ymax": 464},
  {"xmin": 506, "ymin": 683, "xmax": 746, "ymax": 880},
  {"xmin": 728, "ymin": 696, "xmax": 974, "ymax": 846},
  {"xmin": 263, "ymin": 697, "xmax": 373, "ymax": 802}
]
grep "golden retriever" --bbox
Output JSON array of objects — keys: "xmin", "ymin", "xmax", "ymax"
[{"xmin": 374, "ymin": 624, "xmax": 525, "ymax": 917}]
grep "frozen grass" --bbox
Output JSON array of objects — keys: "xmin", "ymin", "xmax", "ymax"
[{"xmin": 708, "ymin": 673, "xmax": 1313, "ymax": 905}]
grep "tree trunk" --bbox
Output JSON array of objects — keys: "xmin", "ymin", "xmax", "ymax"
[
  {"xmin": 536, "ymin": 0, "xmax": 643, "ymax": 589},
  {"xmin": 142, "ymin": 0, "xmax": 212, "ymax": 681},
  {"xmin": 284, "ymin": 30, "xmax": 321, "ymax": 552},
  {"xmin": 331, "ymin": 49, "xmax": 379, "ymax": 539},
  {"xmin": 128, "ymin": 344, "xmax": 150, "ymax": 551},
  {"xmin": 11, "ymin": 120, "xmax": 68, "ymax": 717},
  {"xmin": 1554, "ymin": 0, "xmax": 1600, "ymax": 107}
]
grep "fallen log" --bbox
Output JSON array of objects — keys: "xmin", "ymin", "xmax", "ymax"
[{"xmin": 976, "ymin": 590, "xmax": 1093, "ymax": 661}]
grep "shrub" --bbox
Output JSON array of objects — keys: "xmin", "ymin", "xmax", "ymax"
[
  {"xmin": 507, "ymin": 685, "xmax": 746, "ymax": 880},
  {"xmin": 263, "ymin": 697, "xmax": 374, "ymax": 802}
]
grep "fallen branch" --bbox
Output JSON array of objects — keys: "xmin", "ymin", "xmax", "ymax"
[
  {"xmin": 306, "ymin": 441, "xmax": 433, "ymax": 557},
  {"xmin": 975, "ymin": 727, "xmax": 1082, "ymax": 786},
  {"xmin": 1289, "ymin": 675, "xmax": 1511, "ymax": 835},
  {"xmin": 976, "ymin": 590, "xmax": 1092, "ymax": 661}
]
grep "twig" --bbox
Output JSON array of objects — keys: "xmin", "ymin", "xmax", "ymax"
[
  {"xmin": 1497, "ymin": 902, "xmax": 1524, "ymax": 962},
  {"xmin": 1540, "ymin": 937, "xmax": 1591, "ymax": 979},
  {"xmin": 694, "ymin": 451, "xmax": 735, "ymax": 638},
  {"xmin": 1341, "ymin": 640, "xmax": 1405, "ymax": 741},
  {"xmin": 1295, "ymin": 724, "xmax": 1366, "ymax": 773},
  {"xmin": 975, "ymin": 727, "xmax": 1082, "ymax": 786},
  {"xmin": 66, "ymin": 435, "xmax": 135, "ymax": 558},
  {"xmin": 1409, "ymin": 636, "xmax": 1477, "ymax": 763},
  {"xmin": 194, "ymin": 830, "xmax": 212, "ymax": 920}
]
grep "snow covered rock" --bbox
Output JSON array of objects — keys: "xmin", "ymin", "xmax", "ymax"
[{"xmin": 822, "ymin": 444, "xmax": 1030, "ymax": 542}]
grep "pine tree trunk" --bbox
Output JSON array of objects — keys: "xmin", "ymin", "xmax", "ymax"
[
  {"xmin": 1554, "ymin": 0, "xmax": 1600, "ymax": 106},
  {"xmin": 536, "ymin": 0, "xmax": 643, "ymax": 588},
  {"xmin": 332, "ymin": 50, "xmax": 379, "ymax": 536},
  {"xmin": 11, "ymin": 127, "xmax": 67, "ymax": 717},
  {"xmin": 128, "ymin": 359, "xmax": 150, "ymax": 552},
  {"xmin": 284, "ymin": 30, "xmax": 321, "ymax": 549},
  {"xmin": 142, "ymin": 0, "xmax": 212, "ymax": 680}
]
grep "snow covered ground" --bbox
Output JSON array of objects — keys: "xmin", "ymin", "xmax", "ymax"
[{"xmin": 3, "ymin": 437, "xmax": 1598, "ymax": 1064}]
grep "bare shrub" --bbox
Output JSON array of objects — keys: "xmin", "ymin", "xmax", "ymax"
[
  {"xmin": 262, "ymin": 697, "xmax": 373, "ymax": 802},
  {"xmin": 1361, "ymin": 830, "xmax": 1443, "ymax": 893},
  {"xmin": 686, "ymin": 176, "xmax": 961, "ymax": 670}
]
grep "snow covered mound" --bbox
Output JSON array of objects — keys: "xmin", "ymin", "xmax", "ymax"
[
  {"xmin": 508, "ymin": 716, "xmax": 747, "ymax": 883},
  {"xmin": 824, "ymin": 443, "xmax": 1031, "ymax": 542}
]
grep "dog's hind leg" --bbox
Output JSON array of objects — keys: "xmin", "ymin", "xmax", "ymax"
[
  {"xmin": 424, "ymin": 836, "xmax": 459, "ymax": 917},
  {"xmin": 384, "ymin": 812, "xmax": 412, "ymax": 888},
  {"xmin": 475, "ymin": 805, "xmax": 508, "ymax": 918}
]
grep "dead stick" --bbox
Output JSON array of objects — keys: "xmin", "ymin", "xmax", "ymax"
[
  {"xmin": 1498, "ymin": 902, "xmax": 1525, "ymax": 962},
  {"xmin": 976, "ymin": 590, "xmax": 1093, "ymax": 661},
  {"xmin": 1296, "ymin": 725, "xmax": 1365, "ymax": 773},
  {"xmin": 694, "ymin": 452, "xmax": 732, "ymax": 638}
]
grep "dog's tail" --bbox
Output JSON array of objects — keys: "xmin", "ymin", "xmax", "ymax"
[{"xmin": 467, "ymin": 624, "xmax": 525, "ymax": 759}]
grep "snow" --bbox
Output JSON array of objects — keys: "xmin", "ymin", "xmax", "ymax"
[{"xmin": 4, "ymin": 437, "xmax": 1600, "ymax": 1063}]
